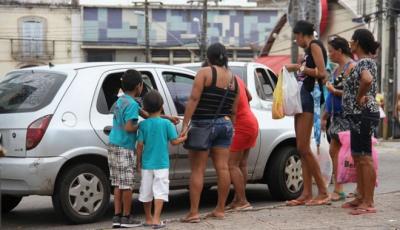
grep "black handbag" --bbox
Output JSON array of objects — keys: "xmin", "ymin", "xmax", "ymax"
[{"xmin": 183, "ymin": 67, "xmax": 232, "ymax": 150}]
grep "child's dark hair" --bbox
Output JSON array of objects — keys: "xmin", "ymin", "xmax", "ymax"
[
  {"xmin": 328, "ymin": 35, "xmax": 353, "ymax": 58},
  {"xmin": 207, "ymin": 42, "xmax": 228, "ymax": 68},
  {"xmin": 352, "ymin": 29, "xmax": 380, "ymax": 55},
  {"xmin": 121, "ymin": 69, "xmax": 143, "ymax": 92},
  {"xmin": 143, "ymin": 90, "xmax": 163, "ymax": 113},
  {"xmin": 293, "ymin": 20, "xmax": 315, "ymax": 36}
]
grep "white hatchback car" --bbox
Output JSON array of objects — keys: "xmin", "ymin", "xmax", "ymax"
[{"xmin": 0, "ymin": 62, "xmax": 302, "ymax": 224}]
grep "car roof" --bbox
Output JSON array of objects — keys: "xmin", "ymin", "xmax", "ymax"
[
  {"xmin": 176, "ymin": 62, "xmax": 249, "ymax": 68},
  {"xmin": 14, "ymin": 62, "xmax": 195, "ymax": 73}
]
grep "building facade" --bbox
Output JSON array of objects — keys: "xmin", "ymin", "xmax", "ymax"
[
  {"xmin": 81, "ymin": 5, "xmax": 280, "ymax": 64},
  {"xmin": 0, "ymin": 0, "xmax": 81, "ymax": 76}
]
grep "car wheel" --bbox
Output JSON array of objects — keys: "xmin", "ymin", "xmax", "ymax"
[
  {"xmin": 52, "ymin": 163, "xmax": 110, "ymax": 224},
  {"xmin": 266, "ymin": 146, "xmax": 303, "ymax": 201},
  {"xmin": 1, "ymin": 195, "xmax": 22, "ymax": 213}
]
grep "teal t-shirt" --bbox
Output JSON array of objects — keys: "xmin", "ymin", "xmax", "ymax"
[
  {"xmin": 137, "ymin": 117, "xmax": 178, "ymax": 169},
  {"xmin": 109, "ymin": 94, "xmax": 139, "ymax": 150}
]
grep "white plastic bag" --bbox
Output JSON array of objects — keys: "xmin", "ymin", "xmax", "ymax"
[
  {"xmin": 310, "ymin": 131, "xmax": 332, "ymax": 188},
  {"xmin": 282, "ymin": 67, "xmax": 302, "ymax": 115}
]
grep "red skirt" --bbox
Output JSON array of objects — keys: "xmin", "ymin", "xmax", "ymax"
[{"xmin": 230, "ymin": 114, "xmax": 259, "ymax": 152}]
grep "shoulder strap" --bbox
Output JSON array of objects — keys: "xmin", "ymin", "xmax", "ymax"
[{"xmin": 211, "ymin": 66, "xmax": 217, "ymax": 87}]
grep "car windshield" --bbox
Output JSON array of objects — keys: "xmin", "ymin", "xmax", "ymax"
[
  {"xmin": 0, "ymin": 71, "xmax": 66, "ymax": 113},
  {"xmin": 183, "ymin": 65, "xmax": 247, "ymax": 83}
]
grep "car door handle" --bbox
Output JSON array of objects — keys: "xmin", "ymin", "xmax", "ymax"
[{"xmin": 103, "ymin": 126, "xmax": 112, "ymax": 135}]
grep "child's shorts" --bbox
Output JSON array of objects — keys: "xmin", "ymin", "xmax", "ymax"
[
  {"xmin": 107, "ymin": 144, "xmax": 136, "ymax": 190},
  {"xmin": 138, "ymin": 169, "xmax": 169, "ymax": 202}
]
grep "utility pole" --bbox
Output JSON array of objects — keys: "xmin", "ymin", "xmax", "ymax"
[
  {"xmin": 133, "ymin": 1, "xmax": 163, "ymax": 63},
  {"xmin": 200, "ymin": 0, "xmax": 208, "ymax": 61},
  {"xmin": 384, "ymin": 0, "xmax": 397, "ymax": 139},
  {"xmin": 144, "ymin": 0, "xmax": 150, "ymax": 62},
  {"xmin": 377, "ymin": 0, "xmax": 383, "ymax": 92}
]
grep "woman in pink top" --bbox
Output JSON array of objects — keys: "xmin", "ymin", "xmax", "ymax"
[{"xmin": 227, "ymin": 76, "xmax": 259, "ymax": 210}]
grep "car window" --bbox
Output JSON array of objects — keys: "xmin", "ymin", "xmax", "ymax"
[
  {"xmin": 254, "ymin": 68, "xmax": 276, "ymax": 100},
  {"xmin": 0, "ymin": 71, "xmax": 66, "ymax": 113},
  {"xmin": 162, "ymin": 72, "xmax": 194, "ymax": 115},
  {"xmin": 97, "ymin": 71, "xmax": 156, "ymax": 114},
  {"xmin": 183, "ymin": 65, "xmax": 247, "ymax": 84}
]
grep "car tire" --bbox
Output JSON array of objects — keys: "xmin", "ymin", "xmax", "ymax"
[
  {"xmin": 266, "ymin": 146, "xmax": 303, "ymax": 201},
  {"xmin": 1, "ymin": 195, "xmax": 22, "ymax": 213},
  {"xmin": 52, "ymin": 163, "xmax": 110, "ymax": 224}
]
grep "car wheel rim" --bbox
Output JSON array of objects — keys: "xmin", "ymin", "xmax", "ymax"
[
  {"xmin": 68, "ymin": 173, "xmax": 104, "ymax": 216},
  {"xmin": 285, "ymin": 154, "xmax": 303, "ymax": 193}
]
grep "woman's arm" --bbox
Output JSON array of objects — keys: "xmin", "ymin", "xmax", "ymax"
[
  {"xmin": 326, "ymin": 82, "xmax": 343, "ymax": 97},
  {"xmin": 321, "ymin": 110, "xmax": 329, "ymax": 131},
  {"xmin": 285, "ymin": 64, "xmax": 301, "ymax": 72},
  {"xmin": 395, "ymin": 94, "xmax": 400, "ymax": 118},
  {"xmin": 356, "ymin": 69, "xmax": 373, "ymax": 106},
  {"xmin": 231, "ymin": 86, "xmax": 240, "ymax": 125},
  {"xmin": 245, "ymin": 86, "xmax": 252, "ymax": 102},
  {"xmin": 180, "ymin": 68, "xmax": 207, "ymax": 134},
  {"xmin": 303, "ymin": 43, "xmax": 327, "ymax": 80}
]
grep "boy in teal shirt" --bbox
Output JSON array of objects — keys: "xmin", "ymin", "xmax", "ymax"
[
  {"xmin": 108, "ymin": 69, "xmax": 143, "ymax": 228},
  {"xmin": 136, "ymin": 90, "xmax": 187, "ymax": 229}
]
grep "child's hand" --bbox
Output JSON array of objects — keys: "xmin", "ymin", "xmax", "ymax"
[
  {"xmin": 180, "ymin": 133, "xmax": 188, "ymax": 142},
  {"xmin": 326, "ymin": 82, "xmax": 335, "ymax": 93},
  {"xmin": 170, "ymin": 116, "xmax": 181, "ymax": 125}
]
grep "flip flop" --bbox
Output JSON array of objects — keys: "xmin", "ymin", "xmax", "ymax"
[
  {"xmin": 349, "ymin": 207, "xmax": 377, "ymax": 215},
  {"xmin": 205, "ymin": 212, "xmax": 225, "ymax": 220},
  {"xmin": 341, "ymin": 201, "xmax": 360, "ymax": 209},
  {"xmin": 305, "ymin": 197, "xmax": 331, "ymax": 206},
  {"xmin": 331, "ymin": 192, "xmax": 346, "ymax": 202},
  {"xmin": 180, "ymin": 216, "xmax": 201, "ymax": 223},
  {"xmin": 286, "ymin": 199, "xmax": 306, "ymax": 206},
  {"xmin": 152, "ymin": 220, "xmax": 166, "ymax": 229},
  {"xmin": 233, "ymin": 203, "xmax": 253, "ymax": 211},
  {"xmin": 225, "ymin": 203, "xmax": 236, "ymax": 211}
]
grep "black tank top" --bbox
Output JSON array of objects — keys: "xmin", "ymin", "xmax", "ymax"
[
  {"xmin": 192, "ymin": 66, "xmax": 238, "ymax": 120},
  {"xmin": 303, "ymin": 40, "xmax": 327, "ymax": 92}
]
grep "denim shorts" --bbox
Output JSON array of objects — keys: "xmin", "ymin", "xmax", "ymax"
[
  {"xmin": 348, "ymin": 111, "xmax": 379, "ymax": 156},
  {"xmin": 190, "ymin": 117, "xmax": 234, "ymax": 149},
  {"xmin": 300, "ymin": 85, "xmax": 314, "ymax": 113}
]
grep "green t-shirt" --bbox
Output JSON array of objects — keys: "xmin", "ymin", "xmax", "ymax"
[
  {"xmin": 109, "ymin": 94, "xmax": 139, "ymax": 150},
  {"xmin": 137, "ymin": 117, "xmax": 178, "ymax": 169}
]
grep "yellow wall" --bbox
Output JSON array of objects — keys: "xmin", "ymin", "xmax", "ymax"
[{"xmin": 0, "ymin": 5, "xmax": 82, "ymax": 76}]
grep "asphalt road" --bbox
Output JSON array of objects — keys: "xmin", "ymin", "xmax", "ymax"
[{"xmin": 2, "ymin": 141, "xmax": 400, "ymax": 230}]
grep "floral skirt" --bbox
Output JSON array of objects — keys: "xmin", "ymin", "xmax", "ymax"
[{"xmin": 328, "ymin": 113, "xmax": 350, "ymax": 142}]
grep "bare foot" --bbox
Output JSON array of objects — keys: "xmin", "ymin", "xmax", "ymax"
[
  {"xmin": 205, "ymin": 211, "xmax": 224, "ymax": 220},
  {"xmin": 342, "ymin": 198, "xmax": 362, "ymax": 209},
  {"xmin": 286, "ymin": 195, "xmax": 312, "ymax": 206},
  {"xmin": 181, "ymin": 213, "xmax": 201, "ymax": 223}
]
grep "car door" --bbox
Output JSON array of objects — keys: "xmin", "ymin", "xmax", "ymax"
[
  {"xmin": 155, "ymin": 68, "xmax": 217, "ymax": 183},
  {"xmin": 89, "ymin": 67, "xmax": 178, "ymax": 184},
  {"xmin": 89, "ymin": 67, "xmax": 174, "ymax": 145}
]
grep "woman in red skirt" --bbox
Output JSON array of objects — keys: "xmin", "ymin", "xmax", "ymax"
[{"xmin": 227, "ymin": 76, "xmax": 259, "ymax": 210}]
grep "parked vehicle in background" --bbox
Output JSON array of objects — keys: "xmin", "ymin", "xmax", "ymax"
[{"xmin": 0, "ymin": 62, "xmax": 301, "ymax": 224}]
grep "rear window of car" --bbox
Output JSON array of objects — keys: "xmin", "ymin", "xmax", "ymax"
[{"xmin": 0, "ymin": 71, "xmax": 66, "ymax": 113}]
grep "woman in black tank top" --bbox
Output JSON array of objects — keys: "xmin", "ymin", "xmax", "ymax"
[
  {"xmin": 285, "ymin": 20, "xmax": 330, "ymax": 206},
  {"xmin": 180, "ymin": 43, "xmax": 239, "ymax": 222}
]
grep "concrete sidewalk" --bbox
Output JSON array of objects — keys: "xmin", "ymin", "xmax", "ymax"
[{"xmin": 160, "ymin": 191, "xmax": 400, "ymax": 229}]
